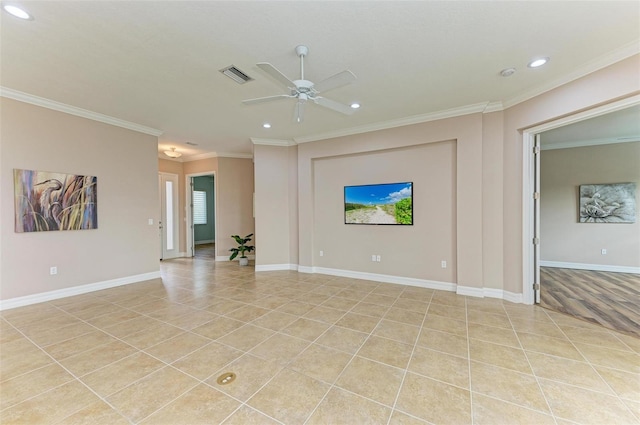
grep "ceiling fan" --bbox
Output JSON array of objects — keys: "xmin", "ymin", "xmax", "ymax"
[{"xmin": 242, "ymin": 45, "xmax": 357, "ymax": 123}]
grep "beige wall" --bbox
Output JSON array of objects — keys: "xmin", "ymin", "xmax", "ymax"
[
  {"xmin": 541, "ymin": 142, "xmax": 640, "ymax": 266},
  {"xmin": 217, "ymin": 157, "xmax": 255, "ymax": 256},
  {"xmin": 254, "ymin": 145, "xmax": 294, "ymax": 266},
  {"xmin": 159, "ymin": 156, "xmax": 255, "ymax": 259},
  {"xmin": 5, "ymin": 54, "xmax": 634, "ymax": 303},
  {"xmin": 312, "ymin": 142, "xmax": 457, "ymax": 282},
  {"xmin": 501, "ymin": 55, "xmax": 640, "ymax": 293},
  {"xmin": 297, "ymin": 113, "xmax": 483, "ymax": 289},
  {"xmin": 482, "ymin": 111, "xmax": 505, "ymax": 289},
  {"xmin": 1, "ymin": 98, "xmax": 159, "ymax": 300},
  {"xmin": 288, "ymin": 146, "xmax": 299, "ymax": 265},
  {"xmin": 253, "ymin": 54, "xmax": 639, "ymax": 299}
]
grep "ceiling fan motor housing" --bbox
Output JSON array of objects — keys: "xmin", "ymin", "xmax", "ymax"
[
  {"xmin": 295, "ymin": 45, "xmax": 309, "ymax": 57},
  {"xmin": 242, "ymin": 44, "xmax": 356, "ymax": 121},
  {"xmin": 294, "ymin": 79, "xmax": 314, "ymax": 94}
]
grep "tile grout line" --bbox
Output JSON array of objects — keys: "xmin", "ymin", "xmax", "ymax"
[
  {"xmin": 40, "ymin": 297, "xmax": 242, "ymax": 424},
  {"xmin": 508, "ymin": 305, "xmax": 560, "ymax": 425},
  {"xmin": 301, "ymin": 282, "xmax": 396, "ymax": 424},
  {"xmin": 544, "ymin": 309, "xmax": 640, "ymax": 422},
  {"xmin": 47, "ymin": 302, "xmax": 212, "ymax": 425},
  {"xmin": 5, "ymin": 258, "xmax": 636, "ymax": 425},
  {"xmin": 466, "ymin": 296, "xmax": 475, "ymax": 425},
  {"xmin": 181, "ymin": 277, "xmax": 379, "ymax": 424},
  {"xmin": 386, "ymin": 287, "xmax": 436, "ymax": 425},
  {"xmin": 129, "ymin": 274, "xmax": 291, "ymax": 423},
  {"xmin": 1, "ymin": 311, "xmax": 135, "ymax": 425}
]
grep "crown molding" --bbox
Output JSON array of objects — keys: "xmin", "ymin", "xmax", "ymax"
[
  {"xmin": 295, "ymin": 102, "xmax": 489, "ymax": 144},
  {"xmin": 251, "ymin": 138, "xmax": 296, "ymax": 146},
  {"xmin": 502, "ymin": 41, "xmax": 640, "ymax": 109},
  {"xmin": 217, "ymin": 152, "xmax": 253, "ymax": 159},
  {"xmin": 0, "ymin": 87, "xmax": 164, "ymax": 137},
  {"xmin": 542, "ymin": 136, "xmax": 640, "ymax": 151},
  {"xmin": 483, "ymin": 101, "xmax": 504, "ymax": 113},
  {"xmin": 184, "ymin": 152, "xmax": 219, "ymax": 161},
  {"xmin": 157, "ymin": 151, "xmax": 252, "ymax": 162}
]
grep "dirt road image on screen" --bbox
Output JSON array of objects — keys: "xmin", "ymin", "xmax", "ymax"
[{"xmin": 344, "ymin": 182, "xmax": 412, "ymax": 225}]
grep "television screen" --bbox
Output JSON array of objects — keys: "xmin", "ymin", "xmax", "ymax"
[{"xmin": 344, "ymin": 182, "xmax": 413, "ymax": 225}]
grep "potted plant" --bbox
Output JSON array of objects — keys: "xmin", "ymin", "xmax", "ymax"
[{"xmin": 229, "ymin": 233, "xmax": 255, "ymax": 266}]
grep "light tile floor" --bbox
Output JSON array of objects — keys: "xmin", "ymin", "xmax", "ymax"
[{"xmin": 1, "ymin": 257, "xmax": 639, "ymax": 424}]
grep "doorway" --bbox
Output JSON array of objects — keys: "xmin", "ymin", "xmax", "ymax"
[
  {"xmin": 523, "ymin": 98, "xmax": 640, "ymax": 335},
  {"xmin": 186, "ymin": 172, "xmax": 217, "ymax": 259},
  {"xmin": 523, "ymin": 96, "xmax": 640, "ymax": 302},
  {"xmin": 159, "ymin": 172, "xmax": 180, "ymax": 260}
]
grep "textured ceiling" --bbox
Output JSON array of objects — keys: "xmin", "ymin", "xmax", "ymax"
[{"xmin": 1, "ymin": 1, "xmax": 639, "ymax": 159}]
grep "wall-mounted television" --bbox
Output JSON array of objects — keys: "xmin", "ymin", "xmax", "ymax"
[{"xmin": 344, "ymin": 182, "xmax": 413, "ymax": 225}]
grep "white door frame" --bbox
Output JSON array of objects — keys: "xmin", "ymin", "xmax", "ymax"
[
  {"xmin": 521, "ymin": 94, "xmax": 640, "ymax": 305},
  {"xmin": 185, "ymin": 171, "xmax": 217, "ymax": 258},
  {"xmin": 159, "ymin": 172, "xmax": 180, "ymax": 260}
]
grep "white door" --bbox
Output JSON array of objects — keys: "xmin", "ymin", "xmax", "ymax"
[
  {"xmin": 533, "ymin": 134, "xmax": 541, "ymax": 303},
  {"xmin": 189, "ymin": 177, "xmax": 195, "ymax": 257},
  {"xmin": 159, "ymin": 173, "xmax": 179, "ymax": 260}
]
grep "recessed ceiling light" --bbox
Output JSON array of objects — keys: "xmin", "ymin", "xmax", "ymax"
[
  {"xmin": 3, "ymin": 4, "xmax": 32, "ymax": 20},
  {"xmin": 350, "ymin": 103, "xmax": 361, "ymax": 109},
  {"xmin": 528, "ymin": 57, "xmax": 549, "ymax": 68},
  {"xmin": 262, "ymin": 123, "xmax": 271, "ymax": 129}
]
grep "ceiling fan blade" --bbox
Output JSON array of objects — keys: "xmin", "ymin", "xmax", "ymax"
[
  {"xmin": 242, "ymin": 94, "xmax": 293, "ymax": 105},
  {"xmin": 257, "ymin": 62, "xmax": 296, "ymax": 89},
  {"xmin": 294, "ymin": 100, "xmax": 305, "ymax": 123},
  {"xmin": 313, "ymin": 70, "xmax": 356, "ymax": 93},
  {"xmin": 314, "ymin": 96, "xmax": 356, "ymax": 115}
]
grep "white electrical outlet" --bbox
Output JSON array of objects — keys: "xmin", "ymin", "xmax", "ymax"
[
  {"xmin": 601, "ymin": 249, "xmax": 607, "ymax": 255},
  {"xmin": 441, "ymin": 260, "xmax": 447, "ymax": 268},
  {"xmin": 376, "ymin": 255, "xmax": 381, "ymax": 262},
  {"xmin": 148, "ymin": 218, "xmax": 154, "ymax": 225},
  {"xmin": 320, "ymin": 250, "xmax": 324, "ymax": 257},
  {"xmin": 50, "ymin": 266, "xmax": 57, "ymax": 275},
  {"xmin": 371, "ymin": 254, "xmax": 376, "ymax": 262}
]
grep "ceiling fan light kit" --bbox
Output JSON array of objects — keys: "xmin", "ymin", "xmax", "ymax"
[
  {"xmin": 164, "ymin": 147, "xmax": 182, "ymax": 158},
  {"xmin": 243, "ymin": 45, "xmax": 358, "ymax": 123}
]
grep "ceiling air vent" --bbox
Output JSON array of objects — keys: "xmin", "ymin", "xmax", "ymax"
[{"xmin": 220, "ymin": 65, "xmax": 253, "ymax": 84}]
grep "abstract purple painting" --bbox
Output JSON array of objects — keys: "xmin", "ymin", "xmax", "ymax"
[{"xmin": 14, "ymin": 169, "xmax": 98, "ymax": 232}]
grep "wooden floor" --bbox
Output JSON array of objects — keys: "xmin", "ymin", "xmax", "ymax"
[
  {"xmin": 195, "ymin": 243, "xmax": 216, "ymax": 259},
  {"xmin": 540, "ymin": 267, "xmax": 640, "ymax": 338}
]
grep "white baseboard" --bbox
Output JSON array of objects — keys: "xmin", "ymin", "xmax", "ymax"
[
  {"xmin": 160, "ymin": 252, "xmax": 185, "ymax": 260},
  {"xmin": 457, "ymin": 285, "xmax": 523, "ymax": 303},
  {"xmin": 502, "ymin": 290, "xmax": 524, "ymax": 304},
  {"xmin": 195, "ymin": 240, "xmax": 215, "ymax": 245},
  {"xmin": 456, "ymin": 285, "xmax": 484, "ymax": 298},
  {"xmin": 274, "ymin": 265, "xmax": 524, "ymax": 303},
  {"xmin": 540, "ymin": 261, "xmax": 640, "ymax": 274},
  {"xmin": 296, "ymin": 266, "xmax": 457, "ymax": 292},
  {"xmin": 255, "ymin": 264, "xmax": 299, "ymax": 272},
  {"xmin": 298, "ymin": 265, "xmax": 315, "ymax": 274},
  {"xmin": 216, "ymin": 255, "xmax": 256, "ymax": 262},
  {"xmin": 0, "ymin": 271, "xmax": 161, "ymax": 311}
]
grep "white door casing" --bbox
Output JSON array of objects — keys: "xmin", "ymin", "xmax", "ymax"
[
  {"xmin": 521, "ymin": 94, "xmax": 640, "ymax": 305},
  {"xmin": 159, "ymin": 172, "xmax": 180, "ymax": 260}
]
